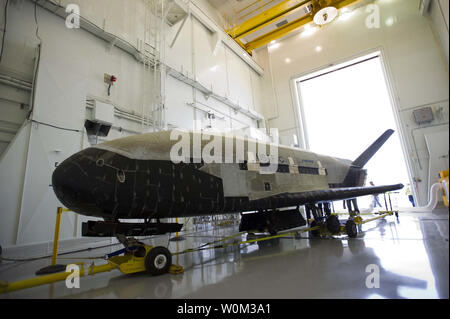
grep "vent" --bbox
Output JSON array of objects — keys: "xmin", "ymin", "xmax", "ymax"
[{"xmin": 275, "ymin": 19, "xmax": 288, "ymax": 28}]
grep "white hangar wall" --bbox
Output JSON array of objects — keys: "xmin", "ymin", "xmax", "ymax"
[
  {"xmin": 429, "ymin": 0, "xmax": 449, "ymax": 69},
  {"xmin": 0, "ymin": 0, "xmax": 264, "ymax": 249},
  {"xmin": 255, "ymin": 0, "xmax": 449, "ymax": 206}
]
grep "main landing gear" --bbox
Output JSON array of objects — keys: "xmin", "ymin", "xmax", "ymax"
[{"xmin": 305, "ymin": 201, "xmax": 360, "ymax": 238}]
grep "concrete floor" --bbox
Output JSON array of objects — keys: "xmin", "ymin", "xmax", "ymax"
[{"xmin": 0, "ymin": 208, "xmax": 448, "ymax": 299}]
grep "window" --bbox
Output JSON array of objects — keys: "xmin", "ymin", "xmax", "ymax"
[{"xmin": 299, "ymin": 166, "xmax": 319, "ymax": 175}]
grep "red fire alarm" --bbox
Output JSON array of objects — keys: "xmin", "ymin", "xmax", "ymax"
[
  {"xmin": 104, "ymin": 73, "xmax": 118, "ymax": 85},
  {"xmin": 104, "ymin": 73, "xmax": 117, "ymax": 96}
]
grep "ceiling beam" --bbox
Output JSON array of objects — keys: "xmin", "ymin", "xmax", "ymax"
[
  {"xmin": 245, "ymin": 14, "xmax": 314, "ymax": 51},
  {"xmin": 243, "ymin": 0, "xmax": 362, "ymax": 52},
  {"xmin": 227, "ymin": 0, "xmax": 312, "ymax": 39}
]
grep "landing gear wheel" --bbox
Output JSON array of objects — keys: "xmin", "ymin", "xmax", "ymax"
[
  {"xmin": 145, "ymin": 246, "xmax": 172, "ymax": 276},
  {"xmin": 345, "ymin": 219, "xmax": 358, "ymax": 238},
  {"xmin": 309, "ymin": 220, "xmax": 321, "ymax": 238},
  {"xmin": 326, "ymin": 215, "xmax": 341, "ymax": 234}
]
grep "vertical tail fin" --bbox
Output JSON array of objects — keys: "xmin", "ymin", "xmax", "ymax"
[{"xmin": 352, "ymin": 129, "xmax": 394, "ymax": 168}]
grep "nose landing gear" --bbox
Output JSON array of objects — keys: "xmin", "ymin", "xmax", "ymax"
[
  {"xmin": 111, "ymin": 235, "xmax": 174, "ymax": 276},
  {"xmin": 145, "ymin": 246, "xmax": 172, "ymax": 276}
]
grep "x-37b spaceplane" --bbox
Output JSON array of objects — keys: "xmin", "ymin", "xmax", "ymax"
[{"xmin": 52, "ymin": 129, "xmax": 403, "ymax": 237}]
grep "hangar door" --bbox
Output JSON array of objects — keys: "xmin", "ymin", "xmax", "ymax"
[{"xmin": 296, "ymin": 53, "xmax": 411, "ymax": 209}]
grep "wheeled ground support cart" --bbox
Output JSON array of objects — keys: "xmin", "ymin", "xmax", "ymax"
[{"xmin": 0, "ymin": 238, "xmax": 183, "ymax": 293}]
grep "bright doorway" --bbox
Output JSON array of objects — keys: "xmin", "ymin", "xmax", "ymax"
[{"xmin": 295, "ymin": 52, "xmax": 411, "ymax": 209}]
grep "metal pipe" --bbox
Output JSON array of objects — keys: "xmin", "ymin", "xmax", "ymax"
[
  {"xmin": 0, "ymin": 78, "xmax": 31, "ymax": 91},
  {"xmin": 0, "ymin": 74, "xmax": 32, "ymax": 87}
]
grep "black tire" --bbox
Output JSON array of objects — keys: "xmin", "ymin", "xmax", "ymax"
[
  {"xmin": 326, "ymin": 215, "xmax": 341, "ymax": 234},
  {"xmin": 345, "ymin": 219, "xmax": 358, "ymax": 238},
  {"xmin": 309, "ymin": 220, "xmax": 321, "ymax": 237},
  {"xmin": 145, "ymin": 246, "xmax": 172, "ymax": 276}
]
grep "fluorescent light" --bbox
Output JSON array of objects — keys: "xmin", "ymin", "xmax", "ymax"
[
  {"xmin": 315, "ymin": 46, "xmax": 322, "ymax": 52},
  {"xmin": 285, "ymin": 58, "xmax": 291, "ymax": 63}
]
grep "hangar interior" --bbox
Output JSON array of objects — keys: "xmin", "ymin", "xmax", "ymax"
[{"xmin": 0, "ymin": 0, "xmax": 448, "ymax": 299}]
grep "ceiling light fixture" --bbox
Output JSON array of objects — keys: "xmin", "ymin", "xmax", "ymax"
[{"xmin": 313, "ymin": 6, "xmax": 338, "ymax": 25}]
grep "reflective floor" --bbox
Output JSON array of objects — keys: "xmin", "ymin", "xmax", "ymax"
[{"xmin": 1, "ymin": 208, "xmax": 448, "ymax": 299}]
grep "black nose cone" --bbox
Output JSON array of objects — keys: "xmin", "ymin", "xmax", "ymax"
[
  {"xmin": 52, "ymin": 154, "xmax": 87, "ymax": 211},
  {"xmin": 52, "ymin": 148, "xmax": 107, "ymax": 216}
]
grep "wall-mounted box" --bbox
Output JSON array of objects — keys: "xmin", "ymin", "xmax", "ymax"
[
  {"xmin": 93, "ymin": 100, "xmax": 115, "ymax": 125},
  {"xmin": 413, "ymin": 107, "xmax": 434, "ymax": 125}
]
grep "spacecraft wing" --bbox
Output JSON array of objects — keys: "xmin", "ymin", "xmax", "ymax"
[{"xmin": 263, "ymin": 183, "xmax": 404, "ymax": 205}]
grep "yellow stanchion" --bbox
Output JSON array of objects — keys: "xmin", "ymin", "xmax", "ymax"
[{"xmin": 51, "ymin": 207, "xmax": 72, "ymax": 266}]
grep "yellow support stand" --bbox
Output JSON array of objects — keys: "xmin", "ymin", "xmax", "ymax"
[
  {"xmin": 51, "ymin": 207, "xmax": 71, "ymax": 266},
  {"xmin": 32, "ymin": 207, "xmax": 73, "ymax": 275}
]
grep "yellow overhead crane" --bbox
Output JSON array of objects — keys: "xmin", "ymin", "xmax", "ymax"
[{"xmin": 226, "ymin": 0, "xmax": 363, "ymax": 53}]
